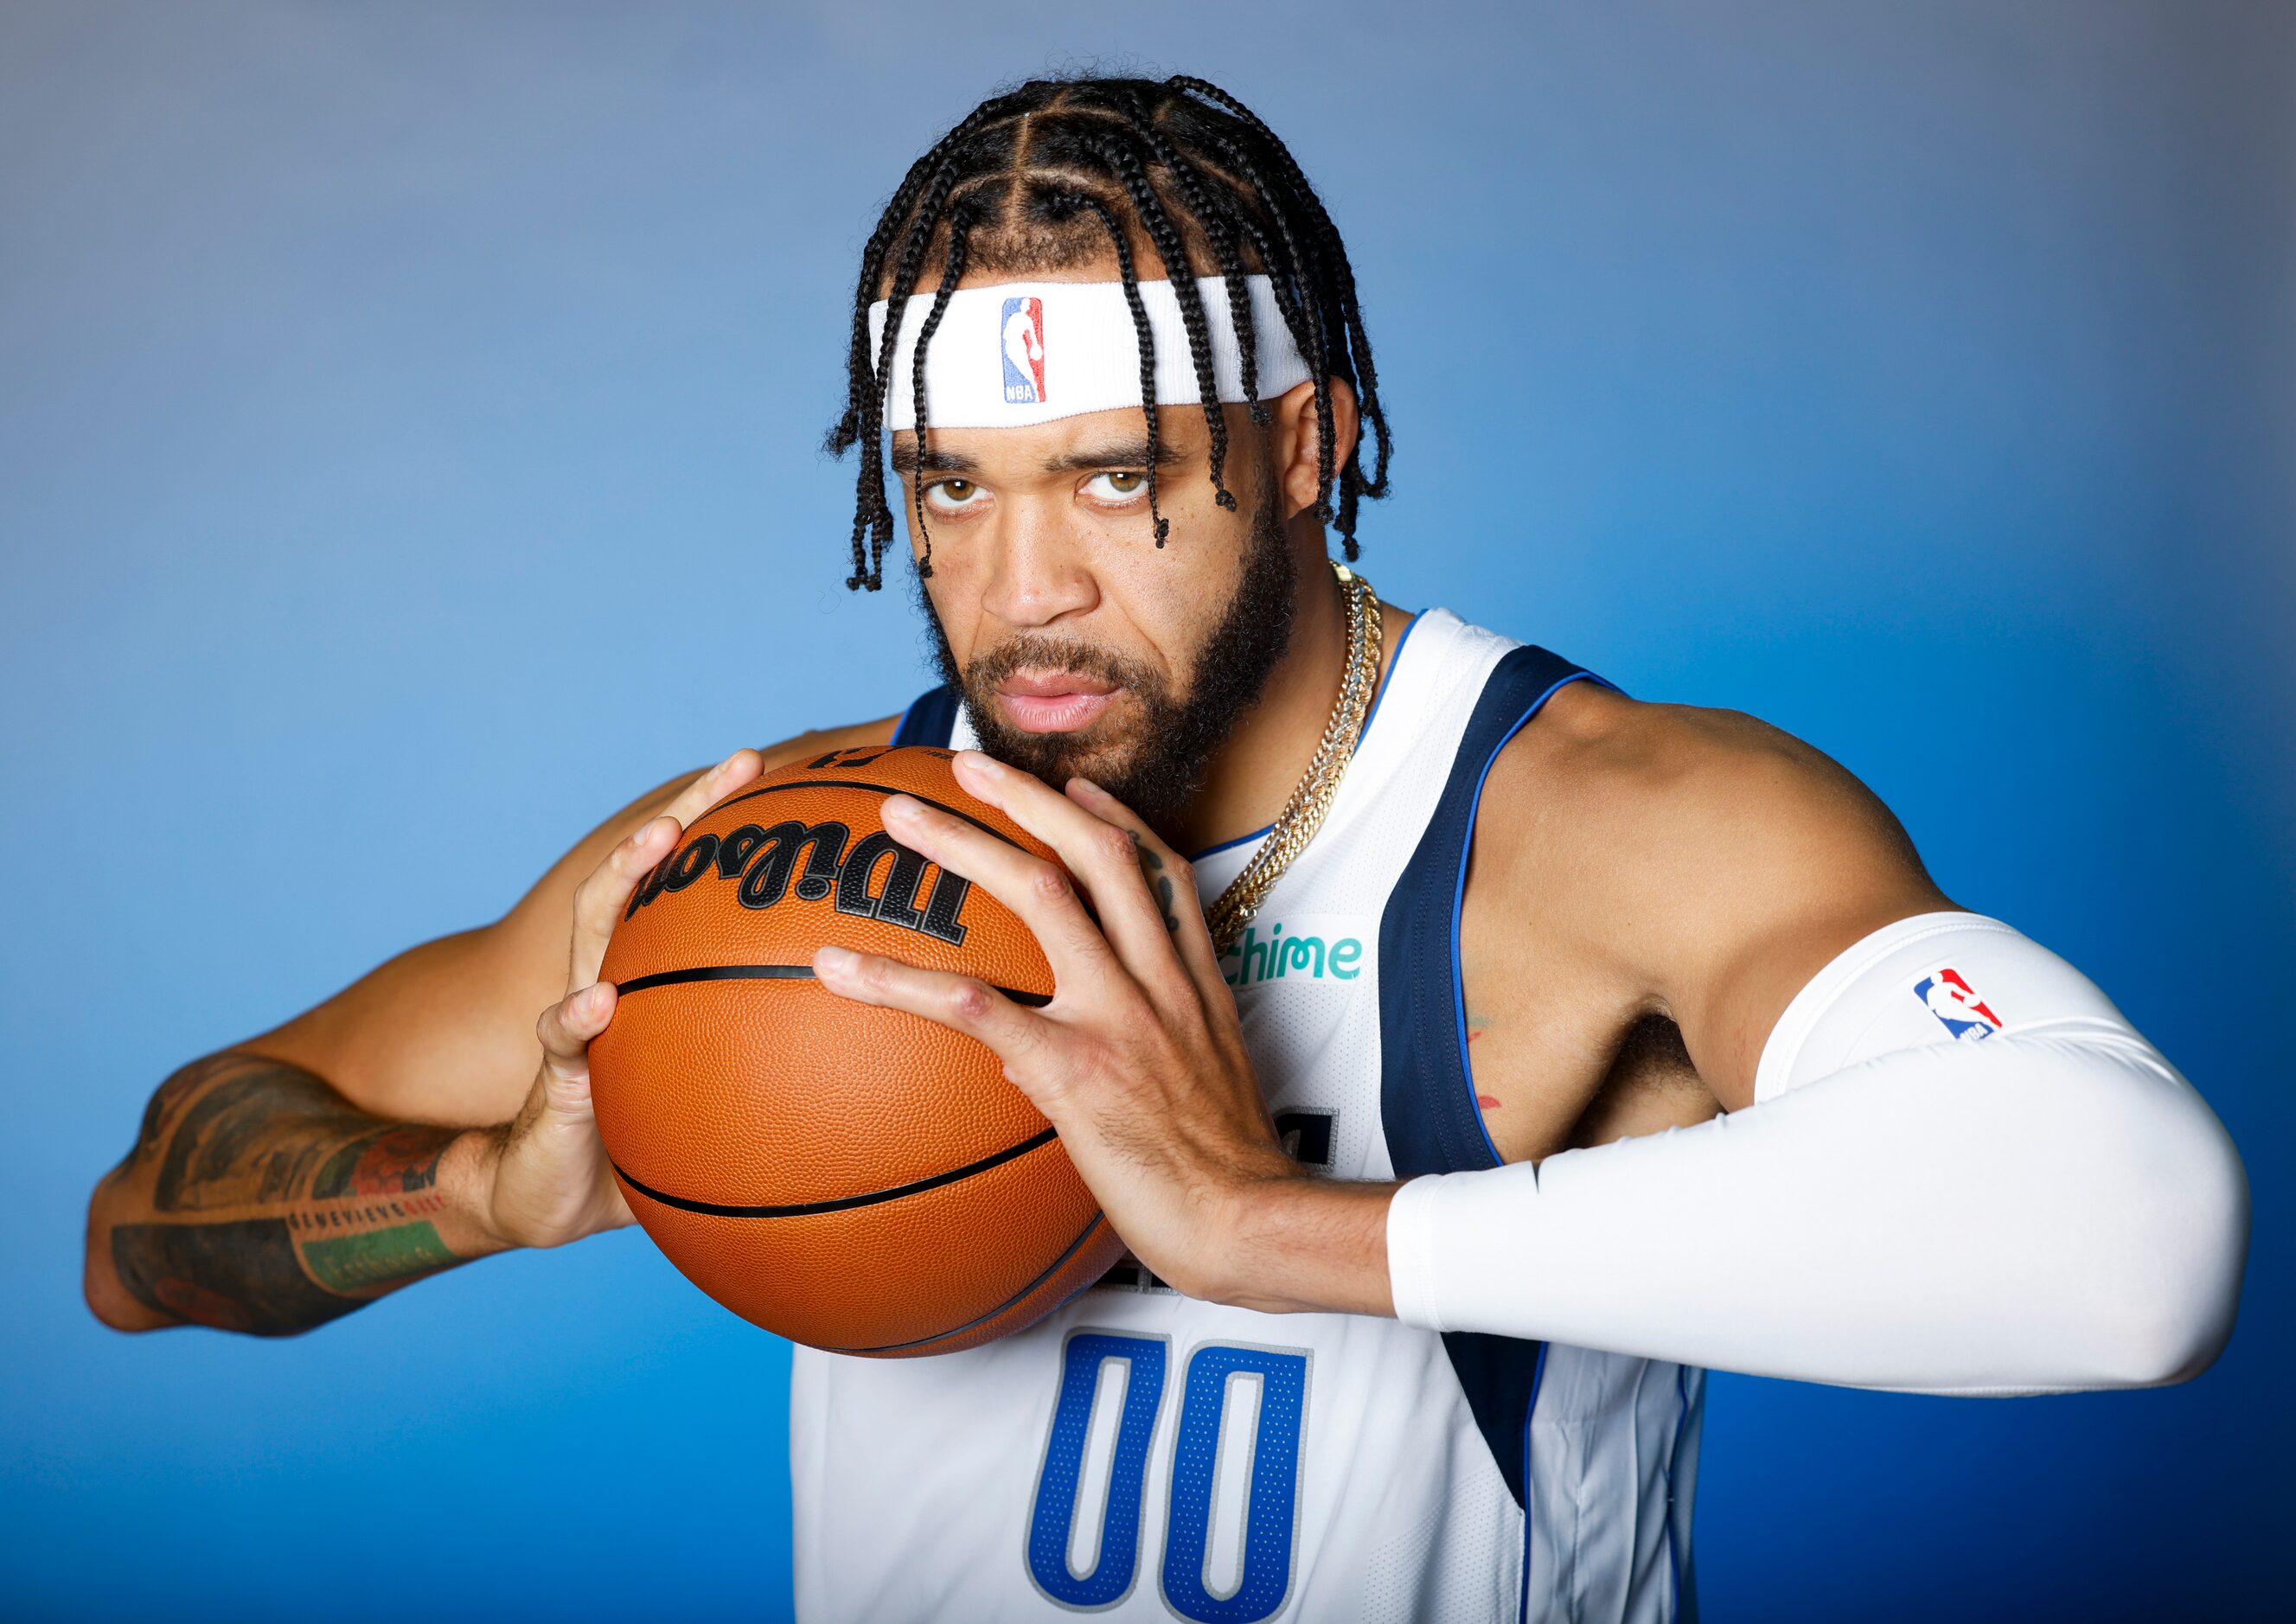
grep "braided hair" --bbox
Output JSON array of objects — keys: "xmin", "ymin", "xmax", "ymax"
[{"xmin": 824, "ymin": 74, "xmax": 1393, "ymax": 591}]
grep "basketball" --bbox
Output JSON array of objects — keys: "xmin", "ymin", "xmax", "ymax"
[{"xmin": 588, "ymin": 745, "xmax": 1124, "ymax": 1356}]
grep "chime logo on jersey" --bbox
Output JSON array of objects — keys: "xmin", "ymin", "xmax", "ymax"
[
  {"xmin": 1000, "ymin": 296, "xmax": 1046, "ymax": 404},
  {"xmin": 1221, "ymin": 914, "xmax": 1372, "ymax": 988},
  {"xmin": 1913, "ymin": 964, "xmax": 2002, "ymax": 1039}
]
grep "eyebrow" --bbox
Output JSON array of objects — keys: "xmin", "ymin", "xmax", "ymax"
[
  {"xmin": 1040, "ymin": 438, "xmax": 1187, "ymax": 474},
  {"xmin": 887, "ymin": 436, "xmax": 1187, "ymax": 477}
]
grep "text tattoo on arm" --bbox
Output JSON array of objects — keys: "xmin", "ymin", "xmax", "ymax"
[{"xmin": 105, "ymin": 1054, "xmax": 466, "ymax": 1334}]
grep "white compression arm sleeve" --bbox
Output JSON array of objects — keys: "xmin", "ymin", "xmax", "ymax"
[{"xmin": 1384, "ymin": 913, "xmax": 2248, "ymax": 1393}]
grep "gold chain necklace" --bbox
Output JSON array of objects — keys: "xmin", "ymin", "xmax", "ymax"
[{"xmin": 1204, "ymin": 559, "xmax": 1383, "ymax": 957}]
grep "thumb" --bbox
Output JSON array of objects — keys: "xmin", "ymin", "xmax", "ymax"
[{"xmin": 533, "ymin": 981, "xmax": 616, "ymax": 1122}]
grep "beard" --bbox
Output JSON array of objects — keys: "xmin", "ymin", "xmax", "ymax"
[{"xmin": 915, "ymin": 484, "xmax": 1298, "ymax": 837}]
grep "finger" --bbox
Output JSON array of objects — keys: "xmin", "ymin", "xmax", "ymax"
[
  {"xmin": 533, "ymin": 982, "xmax": 615, "ymax": 1114},
  {"xmin": 878, "ymin": 793, "xmax": 1119, "ymax": 994},
  {"xmin": 663, "ymin": 747, "xmax": 764, "ymax": 828},
  {"xmin": 948, "ymin": 751, "xmax": 1182, "ymax": 981},
  {"xmin": 568, "ymin": 815, "xmax": 681, "ymax": 990},
  {"xmin": 810, "ymin": 944, "xmax": 1058, "ymax": 1091},
  {"xmin": 1064, "ymin": 776, "xmax": 1230, "ymax": 1007},
  {"xmin": 567, "ymin": 750, "xmax": 760, "ymax": 988}
]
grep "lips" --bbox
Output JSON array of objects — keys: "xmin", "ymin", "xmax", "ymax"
[{"xmin": 994, "ymin": 670, "xmax": 1118, "ymax": 733}]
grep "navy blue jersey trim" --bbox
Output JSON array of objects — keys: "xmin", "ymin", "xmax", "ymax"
[
  {"xmin": 891, "ymin": 684, "xmax": 961, "ymax": 748},
  {"xmin": 1378, "ymin": 645, "xmax": 1599, "ymax": 1180},
  {"xmin": 1376, "ymin": 642, "xmax": 1603, "ymax": 1510},
  {"xmin": 1666, "ymin": 1363, "xmax": 1697, "ymax": 1623},
  {"xmin": 1516, "ymin": 1342, "xmax": 1550, "ymax": 1624},
  {"xmin": 1449, "ymin": 668, "xmax": 1606, "ymax": 1162}
]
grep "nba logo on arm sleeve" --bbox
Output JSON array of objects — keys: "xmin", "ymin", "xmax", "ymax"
[
  {"xmin": 1001, "ymin": 296, "xmax": 1046, "ymax": 405},
  {"xmin": 1912, "ymin": 964, "xmax": 2003, "ymax": 1039}
]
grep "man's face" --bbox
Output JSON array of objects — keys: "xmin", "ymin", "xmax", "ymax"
[{"xmin": 893, "ymin": 395, "xmax": 1299, "ymax": 834}]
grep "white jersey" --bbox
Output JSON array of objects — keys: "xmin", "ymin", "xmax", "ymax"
[{"xmin": 791, "ymin": 609, "xmax": 1704, "ymax": 1623}]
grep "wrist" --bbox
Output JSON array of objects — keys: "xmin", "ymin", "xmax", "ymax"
[
  {"xmin": 1207, "ymin": 1171, "xmax": 1398, "ymax": 1318},
  {"xmin": 439, "ymin": 1125, "xmax": 516, "ymax": 1256}
]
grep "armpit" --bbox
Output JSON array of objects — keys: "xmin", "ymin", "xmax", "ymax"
[{"xmin": 1567, "ymin": 1011, "xmax": 1720, "ymax": 1150}]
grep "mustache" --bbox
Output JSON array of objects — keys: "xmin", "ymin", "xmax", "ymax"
[{"xmin": 965, "ymin": 635, "xmax": 1161, "ymax": 696}]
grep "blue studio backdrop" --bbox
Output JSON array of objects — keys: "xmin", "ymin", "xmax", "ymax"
[{"xmin": 3, "ymin": 3, "xmax": 2288, "ymax": 1619}]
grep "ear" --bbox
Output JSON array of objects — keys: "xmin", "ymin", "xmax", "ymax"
[{"xmin": 1266, "ymin": 376, "xmax": 1362, "ymax": 522}]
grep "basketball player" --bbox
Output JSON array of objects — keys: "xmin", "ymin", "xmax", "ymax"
[{"xmin": 85, "ymin": 75, "xmax": 2248, "ymax": 1622}]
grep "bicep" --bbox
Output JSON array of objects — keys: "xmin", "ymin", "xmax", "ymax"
[
  {"xmin": 1656, "ymin": 730, "xmax": 1952, "ymax": 1110},
  {"xmin": 1490, "ymin": 692, "xmax": 1950, "ymax": 1115},
  {"xmin": 237, "ymin": 773, "xmax": 689, "ymax": 1123},
  {"xmin": 237, "ymin": 718, "xmax": 901, "ymax": 1123}
]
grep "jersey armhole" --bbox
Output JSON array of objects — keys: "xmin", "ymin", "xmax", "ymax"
[{"xmin": 1372, "ymin": 642, "xmax": 1606, "ymax": 1518}]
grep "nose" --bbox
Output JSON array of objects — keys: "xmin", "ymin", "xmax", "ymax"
[{"xmin": 980, "ymin": 505, "xmax": 1099, "ymax": 630}]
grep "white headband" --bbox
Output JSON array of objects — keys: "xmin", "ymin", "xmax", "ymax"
[{"xmin": 865, "ymin": 274, "xmax": 1311, "ymax": 432}]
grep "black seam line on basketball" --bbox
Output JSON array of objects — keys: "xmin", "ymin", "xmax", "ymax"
[
  {"xmin": 820, "ymin": 1213, "xmax": 1106, "ymax": 1357},
  {"xmin": 611, "ymin": 963, "xmax": 1051, "ymax": 1007},
  {"xmin": 612, "ymin": 1126, "xmax": 1060, "ymax": 1218},
  {"xmin": 700, "ymin": 780, "xmax": 1026, "ymax": 849}
]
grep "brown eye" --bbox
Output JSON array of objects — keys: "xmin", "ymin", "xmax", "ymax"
[
  {"xmin": 1086, "ymin": 470, "xmax": 1147, "ymax": 502},
  {"xmin": 926, "ymin": 478, "xmax": 985, "ymax": 512}
]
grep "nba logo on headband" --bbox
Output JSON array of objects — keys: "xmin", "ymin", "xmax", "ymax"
[
  {"xmin": 867, "ymin": 275, "xmax": 1309, "ymax": 432},
  {"xmin": 1000, "ymin": 296, "xmax": 1046, "ymax": 406}
]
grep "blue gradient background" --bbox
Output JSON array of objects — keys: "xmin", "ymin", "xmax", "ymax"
[{"xmin": 3, "ymin": 3, "xmax": 2288, "ymax": 1619}]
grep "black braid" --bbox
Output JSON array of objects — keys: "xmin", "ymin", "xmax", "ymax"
[
  {"xmin": 1169, "ymin": 76, "xmax": 1389, "ymax": 555},
  {"xmin": 1071, "ymin": 123, "xmax": 1235, "ymax": 517},
  {"xmin": 1112, "ymin": 85, "xmax": 1269, "ymax": 453},
  {"xmin": 832, "ymin": 100, "xmax": 1034, "ymax": 589},
  {"xmin": 828, "ymin": 92, "xmax": 1034, "ymax": 458},
  {"xmin": 905, "ymin": 195, "xmax": 985, "ymax": 579},
  {"xmin": 827, "ymin": 74, "xmax": 1393, "ymax": 586},
  {"xmin": 1195, "ymin": 132, "xmax": 1360, "ymax": 558},
  {"xmin": 1164, "ymin": 164, "xmax": 1268, "ymax": 433},
  {"xmin": 852, "ymin": 164, "xmax": 988, "ymax": 588},
  {"xmin": 1171, "ymin": 119, "xmax": 1336, "ymax": 522},
  {"xmin": 1069, "ymin": 193, "xmax": 1169, "ymax": 546}
]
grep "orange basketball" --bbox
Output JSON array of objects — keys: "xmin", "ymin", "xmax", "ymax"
[{"xmin": 589, "ymin": 745, "xmax": 1123, "ymax": 1356}]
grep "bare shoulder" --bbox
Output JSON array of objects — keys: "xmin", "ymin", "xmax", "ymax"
[
  {"xmin": 1487, "ymin": 682, "xmax": 1928, "ymax": 876},
  {"xmin": 1471, "ymin": 682, "xmax": 1949, "ymax": 1079}
]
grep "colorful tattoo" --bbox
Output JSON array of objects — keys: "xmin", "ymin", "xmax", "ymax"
[
  {"xmin": 106, "ymin": 1054, "xmax": 467, "ymax": 1334},
  {"xmin": 112, "ymin": 1219, "xmax": 361, "ymax": 1336},
  {"xmin": 296, "ymin": 1218, "xmax": 457, "ymax": 1293},
  {"xmin": 311, "ymin": 1125, "xmax": 450, "ymax": 1200}
]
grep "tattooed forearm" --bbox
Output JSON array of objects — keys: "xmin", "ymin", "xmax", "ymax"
[
  {"xmin": 110, "ymin": 1218, "xmax": 363, "ymax": 1335},
  {"xmin": 93, "ymin": 1052, "xmax": 479, "ymax": 1335}
]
